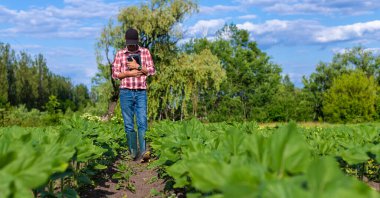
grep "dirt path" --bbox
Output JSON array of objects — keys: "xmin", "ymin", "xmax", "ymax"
[{"xmin": 80, "ymin": 158, "xmax": 168, "ymax": 198}]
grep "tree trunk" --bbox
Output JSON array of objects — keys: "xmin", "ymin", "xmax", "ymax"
[
  {"xmin": 102, "ymin": 60, "xmax": 120, "ymax": 120},
  {"xmin": 102, "ymin": 89, "xmax": 119, "ymax": 121}
]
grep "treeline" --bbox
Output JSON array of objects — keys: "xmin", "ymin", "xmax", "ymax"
[
  {"xmin": 0, "ymin": 43, "xmax": 91, "ymax": 112},
  {"xmin": 178, "ymin": 31, "xmax": 380, "ymax": 123},
  {"xmin": 92, "ymin": 1, "xmax": 289, "ymax": 122},
  {"xmin": 93, "ymin": 0, "xmax": 380, "ymax": 123},
  {"xmin": 303, "ymin": 47, "xmax": 380, "ymax": 123}
]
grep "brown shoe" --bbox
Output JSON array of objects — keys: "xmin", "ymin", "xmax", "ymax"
[{"xmin": 140, "ymin": 151, "xmax": 151, "ymax": 163}]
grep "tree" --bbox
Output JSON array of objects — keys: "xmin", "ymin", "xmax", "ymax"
[
  {"xmin": 0, "ymin": 43, "xmax": 10, "ymax": 106},
  {"xmin": 323, "ymin": 71, "xmax": 377, "ymax": 123},
  {"xmin": 94, "ymin": 0, "xmax": 198, "ymax": 118},
  {"xmin": 268, "ymin": 75, "xmax": 314, "ymax": 122},
  {"xmin": 303, "ymin": 46, "xmax": 380, "ymax": 121},
  {"xmin": 183, "ymin": 24, "xmax": 282, "ymax": 121},
  {"xmin": 34, "ymin": 54, "xmax": 49, "ymax": 109},
  {"xmin": 73, "ymin": 84, "xmax": 90, "ymax": 111},
  {"xmin": 15, "ymin": 52, "xmax": 37, "ymax": 109},
  {"xmin": 0, "ymin": 43, "xmax": 90, "ymax": 112},
  {"xmin": 149, "ymin": 49, "xmax": 226, "ymax": 120}
]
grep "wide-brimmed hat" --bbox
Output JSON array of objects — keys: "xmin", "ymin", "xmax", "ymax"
[{"xmin": 125, "ymin": 28, "xmax": 139, "ymax": 45}]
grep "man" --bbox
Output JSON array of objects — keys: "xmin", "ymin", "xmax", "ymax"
[{"xmin": 112, "ymin": 28, "xmax": 155, "ymax": 162}]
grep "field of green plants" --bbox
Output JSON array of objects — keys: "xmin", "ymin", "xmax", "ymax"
[
  {"xmin": 147, "ymin": 120, "xmax": 380, "ymax": 197},
  {"xmin": 2, "ymin": 117, "xmax": 380, "ymax": 197},
  {"xmin": 0, "ymin": 116, "xmax": 126, "ymax": 197}
]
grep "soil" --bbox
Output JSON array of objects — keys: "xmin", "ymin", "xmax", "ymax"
[
  {"xmin": 80, "ymin": 158, "xmax": 169, "ymax": 198},
  {"xmin": 363, "ymin": 176, "xmax": 380, "ymax": 192}
]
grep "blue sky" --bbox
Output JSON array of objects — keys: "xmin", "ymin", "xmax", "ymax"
[{"xmin": 1, "ymin": 0, "xmax": 380, "ymax": 87}]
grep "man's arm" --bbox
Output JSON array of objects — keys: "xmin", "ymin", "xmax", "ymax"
[
  {"xmin": 142, "ymin": 49, "xmax": 155, "ymax": 76},
  {"xmin": 113, "ymin": 53, "xmax": 143, "ymax": 79},
  {"xmin": 112, "ymin": 53, "xmax": 121, "ymax": 79},
  {"xmin": 118, "ymin": 70, "xmax": 144, "ymax": 79}
]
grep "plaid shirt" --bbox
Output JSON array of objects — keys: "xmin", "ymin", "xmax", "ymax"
[{"xmin": 112, "ymin": 46, "xmax": 155, "ymax": 89}]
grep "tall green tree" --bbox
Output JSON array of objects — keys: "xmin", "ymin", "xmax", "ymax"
[
  {"xmin": 0, "ymin": 43, "xmax": 10, "ymax": 106},
  {"xmin": 73, "ymin": 84, "xmax": 90, "ymax": 111},
  {"xmin": 34, "ymin": 54, "xmax": 49, "ymax": 109},
  {"xmin": 6, "ymin": 54, "xmax": 17, "ymax": 106},
  {"xmin": 16, "ymin": 52, "xmax": 37, "ymax": 109},
  {"xmin": 268, "ymin": 75, "xmax": 314, "ymax": 121},
  {"xmin": 0, "ymin": 43, "xmax": 90, "ymax": 111},
  {"xmin": 149, "ymin": 49, "xmax": 226, "ymax": 120},
  {"xmin": 323, "ymin": 71, "xmax": 377, "ymax": 123},
  {"xmin": 303, "ymin": 46, "xmax": 380, "ymax": 121},
  {"xmin": 94, "ymin": 0, "xmax": 198, "ymax": 118},
  {"xmin": 184, "ymin": 25, "xmax": 282, "ymax": 121}
]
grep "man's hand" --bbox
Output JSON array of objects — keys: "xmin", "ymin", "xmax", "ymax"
[
  {"xmin": 129, "ymin": 70, "xmax": 144, "ymax": 77},
  {"xmin": 127, "ymin": 57, "xmax": 139, "ymax": 70},
  {"xmin": 117, "ymin": 69, "xmax": 144, "ymax": 79},
  {"xmin": 140, "ymin": 66, "xmax": 149, "ymax": 75}
]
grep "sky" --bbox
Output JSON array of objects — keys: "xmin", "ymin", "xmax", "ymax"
[{"xmin": 1, "ymin": 0, "xmax": 380, "ymax": 87}]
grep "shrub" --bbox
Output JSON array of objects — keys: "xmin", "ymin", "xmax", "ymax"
[{"xmin": 323, "ymin": 71, "xmax": 377, "ymax": 123}]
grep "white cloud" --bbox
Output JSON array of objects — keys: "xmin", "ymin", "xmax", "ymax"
[
  {"xmin": 237, "ymin": 20, "xmax": 290, "ymax": 34},
  {"xmin": 183, "ymin": 18, "xmax": 380, "ymax": 47},
  {"xmin": 187, "ymin": 19, "xmax": 226, "ymax": 37},
  {"xmin": 12, "ymin": 44, "xmax": 42, "ymax": 50},
  {"xmin": 14, "ymin": 45, "xmax": 98, "ymax": 86},
  {"xmin": 332, "ymin": 47, "xmax": 380, "ymax": 55},
  {"xmin": 200, "ymin": 5, "xmax": 241, "ymax": 14},
  {"xmin": 237, "ymin": 20, "xmax": 322, "ymax": 46},
  {"xmin": 235, "ymin": 19, "xmax": 380, "ymax": 47},
  {"xmin": 0, "ymin": 0, "xmax": 128, "ymax": 38},
  {"xmin": 265, "ymin": 3, "xmax": 335, "ymax": 15},
  {"xmin": 236, "ymin": 0, "xmax": 380, "ymax": 15},
  {"xmin": 48, "ymin": 0, "xmax": 125, "ymax": 18},
  {"xmin": 314, "ymin": 20, "xmax": 380, "ymax": 43},
  {"xmin": 238, "ymin": 14, "xmax": 257, "ymax": 19}
]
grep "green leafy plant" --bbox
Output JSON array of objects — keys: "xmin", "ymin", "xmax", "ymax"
[{"xmin": 147, "ymin": 119, "xmax": 380, "ymax": 197}]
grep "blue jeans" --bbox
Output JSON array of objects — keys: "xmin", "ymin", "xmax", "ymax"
[{"xmin": 119, "ymin": 89, "xmax": 147, "ymax": 158}]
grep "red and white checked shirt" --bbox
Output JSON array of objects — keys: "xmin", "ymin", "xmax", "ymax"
[{"xmin": 112, "ymin": 46, "xmax": 155, "ymax": 89}]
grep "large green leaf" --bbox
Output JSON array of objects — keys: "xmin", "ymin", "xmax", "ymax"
[
  {"xmin": 305, "ymin": 157, "xmax": 378, "ymax": 198},
  {"xmin": 268, "ymin": 122, "xmax": 311, "ymax": 177},
  {"xmin": 340, "ymin": 146, "xmax": 370, "ymax": 165}
]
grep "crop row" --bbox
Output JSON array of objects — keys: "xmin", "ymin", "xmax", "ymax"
[
  {"xmin": 147, "ymin": 120, "xmax": 380, "ymax": 197},
  {"xmin": 0, "ymin": 116, "xmax": 125, "ymax": 198}
]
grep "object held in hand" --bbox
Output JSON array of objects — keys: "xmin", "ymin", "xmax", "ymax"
[{"xmin": 127, "ymin": 54, "xmax": 141, "ymax": 65}]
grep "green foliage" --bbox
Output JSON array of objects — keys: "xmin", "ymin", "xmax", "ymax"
[
  {"xmin": 5, "ymin": 105, "xmax": 47, "ymax": 126},
  {"xmin": 268, "ymin": 75, "xmax": 314, "ymax": 121},
  {"xmin": 184, "ymin": 25, "xmax": 283, "ymax": 122},
  {"xmin": 0, "ymin": 116, "xmax": 126, "ymax": 197},
  {"xmin": 302, "ymin": 123, "xmax": 380, "ymax": 183},
  {"xmin": 93, "ymin": 0, "xmax": 198, "ymax": 116},
  {"xmin": 45, "ymin": 95, "xmax": 61, "ymax": 114},
  {"xmin": 147, "ymin": 120, "xmax": 379, "ymax": 197},
  {"xmin": 0, "ymin": 43, "xmax": 10, "ymax": 106},
  {"xmin": 149, "ymin": 49, "xmax": 226, "ymax": 120},
  {"xmin": 323, "ymin": 71, "xmax": 377, "ymax": 123},
  {"xmin": 0, "ymin": 43, "xmax": 91, "ymax": 113},
  {"xmin": 0, "ymin": 105, "xmax": 78, "ymax": 127},
  {"xmin": 303, "ymin": 46, "xmax": 380, "ymax": 121},
  {"xmin": 45, "ymin": 95, "xmax": 63, "ymax": 124}
]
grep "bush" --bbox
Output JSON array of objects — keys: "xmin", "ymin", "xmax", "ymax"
[
  {"xmin": 0, "ymin": 105, "xmax": 67, "ymax": 127},
  {"xmin": 323, "ymin": 71, "xmax": 377, "ymax": 123}
]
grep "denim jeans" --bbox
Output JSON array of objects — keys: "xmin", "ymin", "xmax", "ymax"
[{"xmin": 119, "ymin": 89, "xmax": 147, "ymax": 158}]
